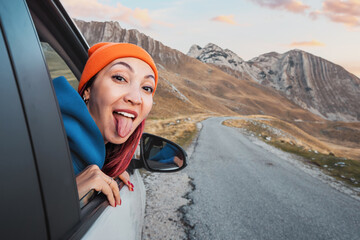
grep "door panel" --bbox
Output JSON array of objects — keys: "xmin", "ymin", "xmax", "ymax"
[{"xmin": 0, "ymin": 24, "xmax": 48, "ymax": 239}]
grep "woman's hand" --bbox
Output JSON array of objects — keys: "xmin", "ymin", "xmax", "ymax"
[
  {"xmin": 76, "ymin": 165, "xmax": 121, "ymax": 207},
  {"xmin": 119, "ymin": 171, "xmax": 134, "ymax": 192}
]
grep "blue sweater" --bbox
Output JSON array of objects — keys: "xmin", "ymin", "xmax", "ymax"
[
  {"xmin": 150, "ymin": 143, "xmax": 179, "ymax": 164},
  {"xmin": 53, "ymin": 76, "xmax": 105, "ymax": 175}
]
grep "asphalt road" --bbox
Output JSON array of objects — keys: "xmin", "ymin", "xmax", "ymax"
[{"xmin": 183, "ymin": 117, "xmax": 360, "ymax": 240}]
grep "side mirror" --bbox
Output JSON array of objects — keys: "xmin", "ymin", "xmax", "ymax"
[{"xmin": 136, "ymin": 133, "xmax": 187, "ymax": 172}]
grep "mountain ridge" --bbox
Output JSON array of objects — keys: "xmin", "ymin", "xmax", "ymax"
[
  {"xmin": 188, "ymin": 43, "xmax": 360, "ymax": 122},
  {"xmin": 75, "ymin": 19, "xmax": 191, "ymax": 72},
  {"xmin": 74, "ymin": 19, "xmax": 330, "ymax": 119}
]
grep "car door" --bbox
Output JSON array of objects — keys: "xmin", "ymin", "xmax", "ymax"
[
  {"xmin": 0, "ymin": 15, "xmax": 49, "ymax": 240},
  {"xmin": 0, "ymin": 0, "xmax": 79, "ymax": 239}
]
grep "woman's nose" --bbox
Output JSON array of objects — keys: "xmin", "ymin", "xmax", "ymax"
[{"xmin": 124, "ymin": 85, "xmax": 142, "ymax": 105}]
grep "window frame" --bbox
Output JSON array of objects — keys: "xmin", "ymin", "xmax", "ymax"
[
  {"xmin": 29, "ymin": 0, "xmax": 121, "ymax": 238},
  {"xmin": 28, "ymin": 0, "xmax": 129, "ymax": 238}
]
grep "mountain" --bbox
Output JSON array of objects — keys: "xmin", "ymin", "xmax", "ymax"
[
  {"xmin": 188, "ymin": 44, "xmax": 360, "ymax": 122},
  {"xmin": 74, "ymin": 19, "xmax": 321, "ymax": 121}
]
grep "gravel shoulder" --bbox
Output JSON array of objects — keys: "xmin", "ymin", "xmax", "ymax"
[
  {"xmin": 141, "ymin": 123, "xmax": 202, "ymax": 240},
  {"xmin": 141, "ymin": 171, "xmax": 191, "ymax": 240}
]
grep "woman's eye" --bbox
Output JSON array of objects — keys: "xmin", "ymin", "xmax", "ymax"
[
  {"xmin": 143, "ymin": 86, "xmax": 154, "ymax": 93},
  {"xmin": 112, "ymin": 75, "xmax": 126, "ymax": 82}
]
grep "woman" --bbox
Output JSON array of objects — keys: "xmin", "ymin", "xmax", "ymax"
[{"xmin": 53, "ymin": 42, "xmax": 158, "ymax": 207}]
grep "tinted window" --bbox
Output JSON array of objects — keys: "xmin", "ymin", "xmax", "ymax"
[{"xmin": 41, "ymin": 42, "xmax": 79, "ymax": 89}]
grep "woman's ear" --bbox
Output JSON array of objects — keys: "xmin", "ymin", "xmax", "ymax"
[{"xmin": 83, "ymin": 88, "xmax": 91, "ymax": 102}]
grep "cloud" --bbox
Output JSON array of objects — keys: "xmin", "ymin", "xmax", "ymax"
[
  {"xmin": 323, "ymin": 0, "xmax": 360, "ymax": 16},
  {"xmin": 61, "ymin": 0, "xmax": 170, "ymax": 28},
  {"xmin": 311, "ymin": 0, "xmax": 360, "ymax": 27},
  {"xmin": 309, "ymin": 10, "xmax": 322, "ymax": 20},
  {"xmin": 250, "ymin": 0, "xmax": 310, "ymax": 13},
  {"xmin": 211, "ymin": 15, "xmax": 238, "ymax": 25},
  {"xmin": 289, "ymin": 40, "xmax": 325, "ymax": 47}
]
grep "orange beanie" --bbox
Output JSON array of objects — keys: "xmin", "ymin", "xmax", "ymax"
[{"xmin": 78, "ymin": 42, "xmax": 158, "ymax": 94}]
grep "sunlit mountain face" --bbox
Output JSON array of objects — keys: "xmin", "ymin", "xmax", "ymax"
[{"xmin": 188, "ymin": 43, "xmax": 360, "ymax": 122}]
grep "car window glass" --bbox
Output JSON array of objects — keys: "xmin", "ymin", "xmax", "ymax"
[{"xmin": 41, "ymin": 42, "xmax": 79, "ymax": 89}]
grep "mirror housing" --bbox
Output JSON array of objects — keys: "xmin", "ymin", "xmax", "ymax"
[{"xmin": 132, "ymin": 133, "xmax": 187, "ymax": 172}]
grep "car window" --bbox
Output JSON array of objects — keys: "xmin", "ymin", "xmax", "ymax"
[{"xmin": 41, "ymin": 42, "xmax": 79, "ymax": 89}]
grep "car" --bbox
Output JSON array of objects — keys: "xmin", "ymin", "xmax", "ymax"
[{"xmin": 0, "ymin": 0, "xmax": 187, "ymax": 239}]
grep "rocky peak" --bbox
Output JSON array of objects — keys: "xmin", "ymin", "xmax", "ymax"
[
  {"xmin": 187, "ymin": 43, "xmax": 244, "ymax": 71},
  {"xmin": 249, "ymin": 51, "xmax": 281, "ymax": 64},
  {"xmin": 287, "ymin": 49, "xmax": 306, "ymax": 54},
  {"xmin": 187, "ymin": 44, "xmax": 203, "ymax": 58}
]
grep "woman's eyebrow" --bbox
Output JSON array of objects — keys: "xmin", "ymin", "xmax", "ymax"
[
  {"xmin": 145, "ymin": 75, "xmax": 156, "ymax": 82},
  {"xmin": 111, "ymin": 61, "xmax": 155, "ymax": 82},
  {"xmin": 111, "ymin": 61, "xmax": 134, "ymax": 72}
]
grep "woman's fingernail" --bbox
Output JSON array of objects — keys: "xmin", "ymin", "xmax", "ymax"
[
  {"xmin": 128, "ymin": 181, "xmax": 131, "ymax": 184},
  {"xmin": 120, "ymin": 199, "xmax": 122, "ymax": 205}
]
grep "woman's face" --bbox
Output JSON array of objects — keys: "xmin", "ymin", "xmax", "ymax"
[{"xmin": 84, "ymin": 57, "xmax": 155, "ymax": 144}]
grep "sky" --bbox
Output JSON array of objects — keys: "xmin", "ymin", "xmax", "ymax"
[{"xmin": 61, "ymin": 0, "xmax": 360, "ymax": 77}]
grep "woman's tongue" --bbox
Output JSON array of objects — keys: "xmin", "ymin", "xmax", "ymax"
[{"xmin": 114, "ymin": 114, "xmax": 133, "ymax": 138}]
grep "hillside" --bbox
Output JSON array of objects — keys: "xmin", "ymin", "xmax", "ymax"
[{"xmin": 74, "ymin": 20, "xmax": 324, "ymax": 120}]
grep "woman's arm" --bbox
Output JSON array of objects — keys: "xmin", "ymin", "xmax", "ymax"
[{"xmin": 76, "ymin": 164, "xmax": 121, "ymax": 207}]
